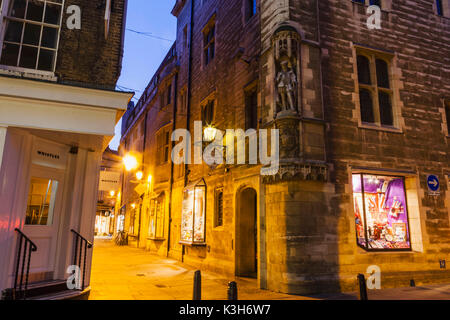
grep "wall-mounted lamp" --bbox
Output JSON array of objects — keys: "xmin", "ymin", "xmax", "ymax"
[
  {"xmin": 203, "ymin": 125, "xmax": 218, "ymax": 142},
  {"xmin": 123, "ymin": 154, "xmax": 138, "ymax": 171}
]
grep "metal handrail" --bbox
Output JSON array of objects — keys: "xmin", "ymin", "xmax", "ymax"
[
  {"xmin": 14, "ymin": 228, "xmax": 37, "ymax": 300},
  {"xmin": 70, "ymin": 229, "xmax": 93, "ymax": 291}
]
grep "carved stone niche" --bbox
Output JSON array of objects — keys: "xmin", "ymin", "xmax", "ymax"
[{"xmin": 272, "ymin": 27, "xmax": 301, "ymax": 118}]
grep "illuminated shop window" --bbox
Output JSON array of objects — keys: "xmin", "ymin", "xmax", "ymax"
[
  {"xmin": 25, "ymin": 177, "xmax": 58, "ymax": 225},
  {"xmin": 117, "ymin": 206, "xmax": 125, "ymax": 232},
  {"xmin": 180, "ymin": 179, "xmax": 206, "ymax": 245},
  {"xmin": 148, "ymin": 194, "xmax": 165, "ymax": 239},
  {"xmin": 0, "ymin": 0, "xmax": 64, "ymax": 73},
  {"xmin": 352, "ymin": 174, "xmax": 412, "ymax": 251},
  {"xmin": 129, "ymin": 205, "xmax": 137, "ymax": 236}
]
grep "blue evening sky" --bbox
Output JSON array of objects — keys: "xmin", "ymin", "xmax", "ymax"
[{"xmin": 109, "ymin": 0, "xmax": 177, "ymax": 150}]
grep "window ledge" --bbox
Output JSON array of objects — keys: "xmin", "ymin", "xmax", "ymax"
[
  {"xmin": 358, "ymin": 123, "xmax": 403, "ymax": 134},
  {"xmin": 147, "ymin": 237, "xmax": 165, "ymax": 241},
  {"xmin": 0, "ymin": 65, "xmax": 57, "ymax": 82},
  {"xmin": 179, "ymin": 241, "xmax": 207, "ymax": 247},
  {"xmin": 357, "ymin": 247, "xmax": 417, "ymax": 254},
  {"xmin": 351, "ymin": 1, "xmax": 391, "ymax": 13}
]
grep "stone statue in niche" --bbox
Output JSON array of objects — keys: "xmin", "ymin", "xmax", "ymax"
[
  {"xmin": 276, "ymin": 58, "xmax": 297, "ymax": 112},
  {"xmin": 273, "ymin": 29, "xmax": 300, "ymax": 116}
]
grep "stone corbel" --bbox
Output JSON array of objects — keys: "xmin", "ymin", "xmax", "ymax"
[{"xmin": 262, "ymin": 163, "xmax": 328, "ymax": 184}]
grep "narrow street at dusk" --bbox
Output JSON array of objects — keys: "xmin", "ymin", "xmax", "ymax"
[
  {"xmin": 89, "ymin": 239, "xmax": 312, "ymax": 300},
  {"xmin": 89, "ymin": 239, "xmax": 450, "ymax": 301}
]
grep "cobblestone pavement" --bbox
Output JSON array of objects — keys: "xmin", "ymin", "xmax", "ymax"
[{"xmin": 89, "ymin": 239, "xmax": 450, "ymax": 300}]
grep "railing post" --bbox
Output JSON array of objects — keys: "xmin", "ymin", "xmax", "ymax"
[
  {"xmin": 357, "ymin": 273, "xmax": 368, "ymax": 301},
  {"xmin": 14, "ymin": 236, "xmax": 23, "ymax": 291},
  {"xmin": 227, "ymin": 281, "xmax": 238, "ymax": 300},
  {"xmin": 193, "ymin": 270, "xmax": 201, "ymax": 300},
  {"xmin": 19, "ymin": 241, "xmax": 28, "ymax": 293},
  {"xmin": 73, "ymin": 236, "xmax": 79, "ymax": 266},
  {"xmin": 82, "ymin": 241, "xmax": 88, "ymax": 290}
]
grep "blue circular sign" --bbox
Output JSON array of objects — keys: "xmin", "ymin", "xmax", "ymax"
[{"xmin": 427, "ymin": 175, "xmax": 440, "ymax": 192}]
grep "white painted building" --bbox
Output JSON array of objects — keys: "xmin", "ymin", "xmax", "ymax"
[
  {"xmin": 0, "ymin": 0, "xmax": 132, "ymax": 299},
  {"xmin": 0, "ymin": 75, "xmax": 132, "ymax": 298}
]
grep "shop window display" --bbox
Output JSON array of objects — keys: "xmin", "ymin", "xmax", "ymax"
[
  {"xmin": 180, "ymin": 179, "xmax": 206, "ymax": 245},
  {"xmin": 352, "ymin": 174, "xmax": 411, "ymax": 250},
  {"xmin": 148, "ymin": 194, "xmax": 165, "ymax": 239}
]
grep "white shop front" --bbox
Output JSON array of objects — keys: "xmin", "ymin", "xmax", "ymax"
[{"xmin": 0, "ymin": 75, "xmax": 132, "ymax": 297}]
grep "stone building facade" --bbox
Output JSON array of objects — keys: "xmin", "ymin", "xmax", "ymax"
[
  {"xmin": 119, "ymin": 0, "xmax": 450, "ymax": 295},
  {"xmin": 0, "ymin": 0, "xmax": 131, "ymax": 299}
]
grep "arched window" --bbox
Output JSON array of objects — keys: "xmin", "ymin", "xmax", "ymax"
[{"xmin": 202, "ymin": 100, "xmax": 215, "ymax": 126}]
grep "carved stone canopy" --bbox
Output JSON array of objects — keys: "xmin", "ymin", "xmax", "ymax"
[{"xmin": 262, "ymin": 163, "xmax": 328, "ymax": 184}]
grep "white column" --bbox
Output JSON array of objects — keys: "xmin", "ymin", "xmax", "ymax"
[{"xmin": 0, "ymin": 126, "xmax": 7, "ymax": 170}]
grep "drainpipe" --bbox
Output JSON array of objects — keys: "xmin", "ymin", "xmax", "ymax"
[
  {"xmin": 182, "ymin": 0, "xmax": 195, "ymax": 263},
  {"xmin": 167, "ymin": 71, "xmax": 179, "ymax": 257}
]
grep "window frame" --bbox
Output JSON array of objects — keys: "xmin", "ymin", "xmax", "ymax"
[
  {"xmin": 444, "ymin": 100, "xmax": 450, "ymax": 137},
  {"xmin": 148, "ymin": 195, "xmax": 165, "ymax": 240},
  {"xmin": 156, "ymin": 126, "xmax": 171, "ymax": 165},
  {"xmin": 202, "ymin": 99, "xmax": 215, "ymax": 128},
  {"xmin": 354, "ymin": 46, "xmax": 399, "ymax": 131},
  {"xmin": 214, "ymin": 187, "xmax": 224, "ymax": 228},
  {"xmin": 0, "ymin": 0, "xmax": 65, "ymax": 76},
  {"xmin": 244, "ymin": 0, "xmax": 257, "ymax": 22},
  {"xmin": 245, "ymin": 88, "xmax": 258, "ymax": 131},
  {"xmin": 202, "ymin": 15, "xmax": 216, "ymax": 67},
  {"xmin": 352, "ymin": 172, "xmax": 413, "ymax": 252}
]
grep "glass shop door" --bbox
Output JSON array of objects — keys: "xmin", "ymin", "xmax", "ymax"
[{"xmin": 22, "ymin": 165, "xmax": 65, "ymax": 282}]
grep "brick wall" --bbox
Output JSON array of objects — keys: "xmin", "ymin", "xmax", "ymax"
[{"xmin": 56, "ymin": 0, "xmax": 126, "ymax": 89}]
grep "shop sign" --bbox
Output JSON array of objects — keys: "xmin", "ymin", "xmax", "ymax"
[
  {"xmin": 134, "ymin": 183, "xmax": 147, "ymax": 196},
  {"xmin": 427, "ymin": 175, "xmax": 440, "ymax": 196},
  {"xmin": 99, "ymin": 171, "xmax": 121, "ymax": 191},
  {"xmin": 32, "ymin": 139, "xmax": 68, "ymax": 170}
]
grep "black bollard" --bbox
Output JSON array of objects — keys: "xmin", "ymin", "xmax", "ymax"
[
  {"xmin": 357, "ymin": 274, "xmax": 368, "ymax": 300},
  {"xmin": 193, "ymin": 270, "xmax": 201, "ymax": 300},
  {"xmin": 410, "ymin": 279, "xmax": 416, "ymax": 287},
  {"xmin": 227, "ymin": 281, "xmax": 238, "ymax": 300}
]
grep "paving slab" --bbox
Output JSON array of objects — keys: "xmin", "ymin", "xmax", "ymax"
[{"xmin": 89, "ymin": 239, "xmax": 450, "ymax": 300}]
